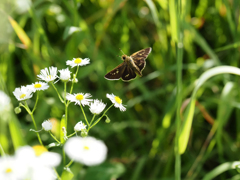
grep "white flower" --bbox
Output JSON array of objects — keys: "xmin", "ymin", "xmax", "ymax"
[
  {"xmin": 66, "ymin": 57, "xmax": 90, "ymax": 68},
  {"xmin": 59, "ymin": 68, "xmax": 71, "ymax": 81},
  {"xmin": 37, "ymin": 66, "xmax": 58, "ymax": 83},
  {"xmin": 42, "ymin": 120, "xmax": 52, "ymax": 131},
  {"xmin": 66, "ymin": 93, "xmax": 92, "ymax": 106},
  {"xmin": 0, "ymin": 91, "xmax": 11, "ymax": 113},
  {"xmin": 15, "ymin": 146, "xmax": 61, "ymax": 180},
  {"xmin": 27, "ymin": 81, "xmax": 49, "ymax": 92},
  {"xmin": 13, "ymin": 86, "xmax": 33, "ymax": 101},
  {"xmin": 74, "ymin": 121, "xmax": 87, "ymax": 132},
  {"xmin": 64, "ymin": 136, "xmax": 107, "ymax": 166},
  {"xmin": 106, "ymin": 93, "xmax": 126, "ymax": 111},
  {"xmin": 0, "ymin": 156, "xmax": 27, "ymax": 180},
  {"xmin": 0, "ymin": 145, "xmax": 61, "ymax": 180},
  {"xmin": 89, "ymin": 99, "xmax": 106, "ymax": 115}
]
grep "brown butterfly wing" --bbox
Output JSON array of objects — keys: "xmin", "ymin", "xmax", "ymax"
[
  {"xmin": 130, "ymin": 47, "xmax": 152, "ymax": 72},
  {"xmin": 105, "ymin": 62, "xmax": 127, "ymax": 80},
  {"xmin": 121, "ymin": 66, "xmax": 137, "ymax": 82}
]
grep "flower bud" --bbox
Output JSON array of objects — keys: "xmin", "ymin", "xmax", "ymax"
[
  {"xmin": 42, "ymin": 120, "xmax": 53, "ymax": 131},
  {"xmin": 72, "ymin": 74, "xmax": 78, "ymax": 83},
  {"xmin": 14, "ymin": 107, "xmax": 21, "ymax": 114},
  {"xmin": 81, "ymin": 129, "xmax": 88, "ymax": 137},
  {"xmin": 105, "ymin": 116, "xmax": 110, "ymax": 123}
]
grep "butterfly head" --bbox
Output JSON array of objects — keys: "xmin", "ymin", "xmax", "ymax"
[{"xmin": 121, "ymin": 55, "xmax": 128, "ymax": 61}]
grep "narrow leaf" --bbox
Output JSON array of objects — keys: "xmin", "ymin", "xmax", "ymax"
[
  {"xmin": 8, "ymin": 16, "xmax": 32, "ymax": 49},
  {"xmin": 179, "ymin": 66, "xmax": 240, "ymax": 154}
]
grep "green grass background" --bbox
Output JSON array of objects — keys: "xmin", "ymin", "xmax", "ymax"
[{"xmin": 1, "ymin": 0, "xmax": 240, "ymax": 179}]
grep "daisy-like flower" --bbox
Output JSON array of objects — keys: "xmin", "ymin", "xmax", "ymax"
[
  {"xmin": 0, "ymin": 146, "xmax": 61, "ymax": 180},
  {"xmin": 74, "ymin": 121, "xmax": 87, "ymax": 132},
  {"xmin": 42, "ymin": 120, "xmax": 52, "ymax": 131},
  {"xmin": 66, "ymin": 93, "xmax": 92, "ymax": 106},
  {"xmin": 0, "ymin": 156, "xmax": 27, "ymax": 180},
  {"xmin": 27, "ymin": 81, "xmax": 49, "ymax": 93},
  {"xmin": 37, "ymin": 66, "xmax": 58, "ymax": 83},
  {"xmin": 89, "ymin": 99, "xmax": 106, "ymax": 115},
  {"xmin": 106, "ymin": 93, "xmax": 126, "ymax": 111},
  {"xmin": 66, "ymin": 57, "xmax": 90, "ymax": 68},
  {"xmin": 13, "ymin": 86, "xmax": 33, "ymax": 101},
  {"xmin": 64, "ymin": 136, "xmax": 107, "ymax": 166},
  {"xmin": 59, "ymin": 68, "xmax": 71, "ymax": 82},
  {"xmin": 15, "ymin": 145, "xmax": 61, "ymax": 180}
]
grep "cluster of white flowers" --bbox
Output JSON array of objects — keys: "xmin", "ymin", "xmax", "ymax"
[
  {"xmin": 66, "ymin": 92, "xmax": 126, "ymax": 113},
  {"xmin": 10, "ymin": 56, "xmax": 128, "ymax": 174},
  {"xmin": 0, "ymin": 146, "xmax": 61, "ymax": 180},
  {"xmin": 12, "ymin": 57, "xmax": 90, "ymax": 102}
]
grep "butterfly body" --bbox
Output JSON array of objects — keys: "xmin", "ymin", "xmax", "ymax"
[{"xmin": 105, "ymin": 47, "xmax": 152, "ymax": 82}]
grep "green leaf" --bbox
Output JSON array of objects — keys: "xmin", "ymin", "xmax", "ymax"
[
  {"xmin": 216, "ymin": 82, "xmax": 235, "ymax": 155},
  {"xmin": 60, "ymin": 115, "xmax": 67, "ymax": 144},
  {"xmin": 9, "ymin": 115, "xmax": 26, "ymax": 149},
  {"xmin": 169, "ymin": 0, "xmax": 178, "ymax": 42},
  {"xmin": 61, "ymin": 168, "xmax": 74, "ymax": 180},
  {"xmin": 179, "ymin": 66, "xmax": 240, "ymax": 154},
  {"xmin": 202, "ymin": 161, "xmax": 240, "ymax": 180},
  {"xmin": 8, "ymin": 16, "xmax": 32, "ymax": 49}
]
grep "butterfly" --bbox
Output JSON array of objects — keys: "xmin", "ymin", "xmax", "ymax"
[{"xmin": 104, "ymin": 47, "xmax": 152, "ymax": 82}]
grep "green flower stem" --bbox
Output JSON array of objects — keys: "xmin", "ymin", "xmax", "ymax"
[
  {"xmin": 69, "ymin": 66, "xmax": 79, "ymax": 95},
  {"xmin": 65, "ymin": 159, "xmax": 74, "ymax": 168},
  {"xmin": 175, "ymin": 1, "xmax": 183, "ymax": 179},
  {"xmin": 67, "ymin": 132, "xmax": 76, "ymax": 138},
  {"xmin": 32, "ymin": 91, "xmax": 39, "ymax": 114},
  {"xmin": 53, "ymin": 168, "xmax": 61, "ymax": 180},
  {"xmin": 89, "ymin": 104, "xmax": 114, "ymax": 130},
  {"xmin": 89, "ymin": 114, "xmax": 96, "ymax": 127},
  {"xmin": 64, "ymin": 82, "xmax": 67, "ymax": 103},
  {"xmin": 24, "ymin": 102, "xmax": 43, "ymax": 145},
  {"xmin": 51, "ymin": 82, "xmax": 64, "ymax": 103},
  {"xmin": 65, "ymin": 104, "xmax": 68, "ymax": 131},
  {"xmin": 63, "ymin": 149, "xmax": 66, "ymax": 166},
  {"xmin": 19, "ymin": 101, "xmax": 32, "ymax": 114},
  {"xmin": 49, "ymin": 132, "xmax": 61, "ymax": 144},
  {"xmin": 64, "ymin": 82, "xmax": 69, "ymax": 131},
  {"xmin": 30, "ymin": 113, "xmax": 43, "ymax": 145},
  {"xmin": 80, "ymin": 104, "xmax": 89, "ymax": 127}
]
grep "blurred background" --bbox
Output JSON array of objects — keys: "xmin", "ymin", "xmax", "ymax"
[{"xmin": 1, "ymin": 0, "xmax": 240, "ymax": 179}]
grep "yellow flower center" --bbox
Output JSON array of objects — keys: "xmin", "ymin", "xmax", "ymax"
[
  {"xmin": 74, "ymin": 58, "xmax": 82, "ymax": 64},
  {"xmin": 20, "ymin": 94, "xmax": 26, "ymax": 99},
  {"xmin": 83, "ymin": 146, "xmax": 89, "ymax": 150},
  {"xmin": 76, "ymin": 94, "xmax": 84, "ymax": 101},
  {"xmin": 47, "ymin": 75, "xmax": 53, "ymax": 79},
  {"xmin": 5, "ymin": 168, "xmax": 12, "ymax": 173},
  {"xmin": 34, "ymin": 83, "xmax": 42, "ymax": 88},
  {"xmin": 114, "ymin": 96, "xmax": 122, "ymax": 104},
  {"xmin": 32, "ymin": 145, "xmax": 48, "ymax": 156}
]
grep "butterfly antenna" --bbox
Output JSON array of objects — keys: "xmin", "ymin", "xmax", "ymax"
[{"xmin": 119, "ymin": 48, "xmax": 125, "ymax": 55}]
